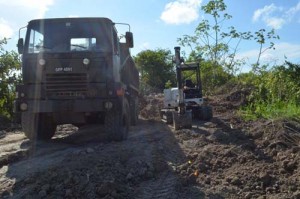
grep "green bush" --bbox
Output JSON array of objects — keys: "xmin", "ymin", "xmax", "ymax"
[
  {"xmin": 0, "ymin": 38, "xmax": 21, "ymax": 120},
  {"xmin": 239, "ymin": 61, "xmax": 300, "ymax": 120}
]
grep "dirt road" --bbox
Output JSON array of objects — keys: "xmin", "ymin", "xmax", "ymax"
[
  {"xmin": 0, "ymin": 119, "xmax": 196, "ymax": 199},
  {"xmin": 0, "ymin": 95, "xmax": 300, "ymax": 198}
]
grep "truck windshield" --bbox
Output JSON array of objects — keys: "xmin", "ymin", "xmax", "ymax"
[{"xmin": 26, "ymin": 20, "xmax": 111, "ymax": 53}]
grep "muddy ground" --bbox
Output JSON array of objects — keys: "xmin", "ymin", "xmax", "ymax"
[{"xmin": 0, "ymin": 92, "xmax": 299, "ymax": 199}]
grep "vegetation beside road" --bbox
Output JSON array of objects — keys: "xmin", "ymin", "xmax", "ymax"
[
  {"xmin": 0, "ymin": 38, "xmax": 21, "ymax": 122},
  {"xmin": 0, "ymin": 0, "xmax": 299, "ymax": 125}
]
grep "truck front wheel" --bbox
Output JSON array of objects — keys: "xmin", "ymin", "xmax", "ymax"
[
  {"xmin": 105, "ymin": 99, "xmax": 130, "ymax": 141},
  {"xmin": 130, "ymin": 97, "xmax": 139, "ymax": 126},
  {"xmin": 22, "ymin": 113, "xmax": 57, "ymax": 141}
]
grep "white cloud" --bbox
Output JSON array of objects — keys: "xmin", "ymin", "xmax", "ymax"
[
  {"xmin": 140, "ymin": 42, "xmax": 150, "ymax": 50},
  {"xmin": 253, "ymin": 2, "xmax": 300, "ymax": 29},
  {"xmin": 0, "ymin": 0, "xmax": 54, "ymax": 18},
  {"xmin": 0, "ymin": 0, "xmax": 54, "ymax": 39},
  {"xmin": 265, "ymin": 17, "xmax": 285, "ymax": 29},
  {"xmin": 252, "ymin": 4, "xmax": 277, "ymax": 22},
  {"xmin": 286, "ymin": 1, "xmax": 300, "ymax": 20},
  {"xmin": 276, "ymin": 42, "xmax": 300, "ymax": 60},
  {"xmin": 237, "ymin": 42, "xmax": 300, "ymax": 68},
  {"xmin": 160, "ymin": 0, "xmax": 202, "ymax": 25},
  {"xmin": 252, "ymin": 4, "xmax": 286, "ymax": 29},
  {"xmin": 0, "ymin": 18, "xmax": 14, "ymax": 38}
]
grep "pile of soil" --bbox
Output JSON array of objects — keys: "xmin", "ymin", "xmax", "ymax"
[
  {"xmin": 137, "ymin": 87, "xmax": 300, "ymax": 198},
  {"xmin": 0, "ymin": 86, "xmax": 299, "ymax": 198},
  {"xmin": 139, "ymin": 93, "xmax": 164, "ymax": 121},
  {"xmin": 173, "ymin": 117, "xmax": 300, "ymax": 198}
]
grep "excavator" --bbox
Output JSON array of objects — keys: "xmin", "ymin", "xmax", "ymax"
[{"xmin": 160, "ymin": 47, "xmax": 213, "ymax": 130}]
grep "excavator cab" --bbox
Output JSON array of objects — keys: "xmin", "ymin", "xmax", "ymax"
[{"xmin": 161, "ymin": 47, "xmax": 213, "ymax": 130}]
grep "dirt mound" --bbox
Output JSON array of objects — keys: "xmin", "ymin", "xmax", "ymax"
[
  {"xmin": 172, "ymin": 117, "xmax": 300, "ymax": 198},
  {"xmin": 137, "ymin": 90, "xmax": 300, "ymax": 198},
  {"xmin": 211, "ymin": 82, "xmax": 254, "ymax": 112},
  {"xmin": 1, "ymin": 88, "xmax": 299, "ymax": 198},
  {"xmin": 139, "ymin": 93, "xmax": 164, "ymax": 121}
]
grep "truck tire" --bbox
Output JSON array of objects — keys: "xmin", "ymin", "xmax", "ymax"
[
  {"xmin": 22, "ymin": 112, "xmax": 56, "ymax": 141},
  {"xmin": 130, "ymin": 98, "xmax": 138, "ymax": 126},
  {"xmin": 201, "ymin": 106, "xmax": 213, "ymax": 121},
  {"xmin": 105, "ymin": 98, "xmax": 130, "ymax": 141}
]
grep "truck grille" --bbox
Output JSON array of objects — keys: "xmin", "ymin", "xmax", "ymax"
[{"xmin": 46, "ymin": 73, "xmax": 88, "ymax": 98}]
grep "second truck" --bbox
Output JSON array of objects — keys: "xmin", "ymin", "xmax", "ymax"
[{"xmin": 14, "ymin": 17, "xmax": 139, "ymax": 141}]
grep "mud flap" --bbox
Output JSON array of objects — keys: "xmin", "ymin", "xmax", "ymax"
[{"xmin": 172, "ymin": 110, "xmax": 192, "ymax": 130}]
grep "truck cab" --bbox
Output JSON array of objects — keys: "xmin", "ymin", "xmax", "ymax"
[{"xmin": 15, "ymin": 18, "xmax": 139, "ymax": 141}]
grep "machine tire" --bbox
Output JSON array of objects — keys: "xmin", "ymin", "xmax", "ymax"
[
  {"xmin": 172, "ymin": 112, "xmax": 192, "ymax": 130},
  {"xmin": 22, "ymin": 113, "xmax": 56, "ymax": 141},
  {"xmin": 105, "ymin": 98, "xmax": 130, "ymax": 141},
  {"xmin": 201, "ymin": 106, "xmax": 213, "ymax": 121},
  {"xmin": 172, "ymin": 111, "xmax": 181, "ymax": 130},
  {"xmin": 166, "ymin": 112, "xmax": 173, "ymax": 124},
  {"xmin": 22, "ymin": 112, "xmax": 37, "ymax": 140},
  {"xmin": 38, "ymin": 114, "xmax": 57, "ymax": 140}
]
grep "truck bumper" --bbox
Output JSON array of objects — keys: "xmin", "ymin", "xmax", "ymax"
[{"xmin": 14, "ymin": 98, "xmax": 121, "ymax": 113}]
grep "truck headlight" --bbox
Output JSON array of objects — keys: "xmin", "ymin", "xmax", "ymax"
[
  {"xmin": 20, "ymin": 103, "xmax": 28, "ymax": 111},
  {"xmin": 83, "ymin": 58, "xmax": 90, "ymax": 65},
  {"xmin": 39, "ymin": 58, "xmax": 46, "ymax": 66}
]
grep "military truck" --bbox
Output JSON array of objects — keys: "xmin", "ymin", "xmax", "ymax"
[{"xmin": 15, "ymin": 17, "xmax": 139, "ymax": 141}]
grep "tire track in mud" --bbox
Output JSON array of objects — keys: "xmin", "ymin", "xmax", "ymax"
[
  {"xmin": 0, "ymin": 124, "xmax": 105, "ymax": 187},
  {"xmin": 0, "ymin": 124, "xmax": 104, "ymax": 168},
  {"xmin": 135, "ymin": 171, "xmax": 178, "ymax": 199},
  {"xmin": 132, "ymin": 120, "xmax": 185, "ymax": 199},
  {"xmin": 0, "ymin": 133, "xmax": 29, "ymax": 168},
  {"xmin": 1, "ymin": 119, "xmax": 191, "ymax": 198}
]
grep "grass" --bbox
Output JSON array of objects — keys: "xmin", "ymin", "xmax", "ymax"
[{"xmin": 239, "ymin": 100, "xmax": 300, "ymax": 121}]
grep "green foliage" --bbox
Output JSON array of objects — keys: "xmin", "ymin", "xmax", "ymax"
[
  {"xmin": 252, "ymin": 29, "xmax": 280, "ymax": 72},
  {"xmin": 177, "ymin": 0, "xmax": 252, "ymax": 75},
  {"xmin": 200, "ymin": 60, "xmax": 232, "ymax": 95},
  {"xmin": 240, "ymin": 61, "xmax": 300, "ymax": 120},
  {"xmin": 241, "ymin": 101, "xmax": 300, "ymax": 121},
  {"xmin": 134, "ymin": 49, "xmax": 176, "ymax": 93},
  {"xmin": 0, "ymin": 38, "xmax": 22, "ymax": 119},
  {"xmin": 165, "ymin": 80, "xmax": 172, "ymax": 89}
]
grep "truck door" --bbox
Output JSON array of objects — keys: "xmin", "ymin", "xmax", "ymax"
[{"xmin": 112, "ymin": 28, "xmax": 121, "ymax": 82}]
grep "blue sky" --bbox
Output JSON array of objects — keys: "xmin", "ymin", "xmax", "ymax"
[{"xmin": 1, "ymin": 0, "xmax": 300, "ymax": 71}]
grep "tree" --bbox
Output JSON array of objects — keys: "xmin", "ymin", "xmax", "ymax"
[
  {"xmin": 0, "ymin": 38, "xmax": 22, "ymax": 119},
  {"xmin": 252, "ymin": 29, "xmax": 280, "ymax": 73},
  {"xmin": 178, "ymin": 0, "xmax": 252, "ymax": 75},
  {"xmin": 134, "ymin": 49, "xmax": 176, "ymax": 93}
]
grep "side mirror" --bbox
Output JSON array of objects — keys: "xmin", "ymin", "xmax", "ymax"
[
  {"xmin": 17, "ymin": 38, "xmax": 24, "ymax": 54},
  {"xmin": 125, "ymin": 32, "xmax": 134, "ymax": 48}
]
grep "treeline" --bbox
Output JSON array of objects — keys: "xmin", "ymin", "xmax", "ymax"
[
  {"xmin": 0, "ymin": 0, "xmax": 299, "ymax": 122},
  {"xmin": 134, "ymin": 0, "xmax": 299, "ymax": 120},
  {"xmin": 0, "ymin": 38, "xmax": 21, "ymax": 121},
  {"xmin": 135, "ymin": 48, "xmax": 300, "ymax": 120}
]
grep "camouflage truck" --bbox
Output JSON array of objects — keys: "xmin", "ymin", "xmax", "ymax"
[{"xmin": 15, "ymin": 17, "xmax": 139, "ymax": 141}]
